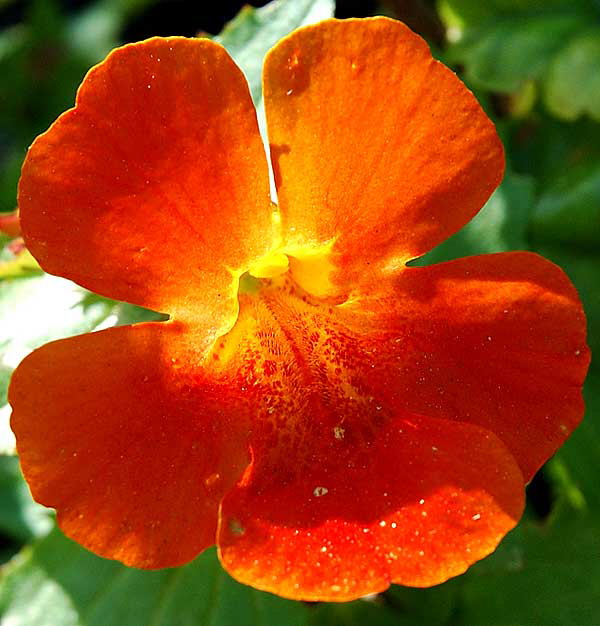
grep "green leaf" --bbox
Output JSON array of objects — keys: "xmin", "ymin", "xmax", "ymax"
[
  {"xmin": 416, "ymin": 171, "xmax": 534, "ymax": 265},
  {"xmin": 443, "ymin": 2, "xmax": 600, "ymax": 122},
  {"xmin": 509, "ymin": 114, "xmax": 600, "ymax": 185},
  {"xmin": 530, "ymin": 160, "xmax": 600, "ymax": 249},
  {"xmin": 0, "ymin": 529, "xmax": 309, "ymax": 626},
  {"xmin": 215, "ymin": 0, "xmax": 335, "ymax": 107},
  {"xmin": 550, "ymin": 371, "xmax": 600, "ymax": 514},
  {"xmin": 449, "ymin": 12, "xmax": 586, "ymax": 92},
  {"xmin": 67, "ymin": 0, "xmax": 162, "ymax": 62},
  {"xmin": 455, "ymin": 515, "xmax": 600, "ymax": 625},
  {"xmin": 0, "ymin": 456, "xmax": 52, "ymax": 546},
  {"xmin": 309, "ymin": 600, "xmax": 405, "ymax": 626},
  {"xmin": 440, "ymin": 0, "xmax": 582, "ymax": 27},
  {"xmin": 544, "ymin": 29, "xmax": 600, "ymax": 122}
]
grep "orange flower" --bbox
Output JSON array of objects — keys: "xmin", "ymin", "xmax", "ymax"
[{"xmin": 10, "ymin": 18, "xmax": 589, "ymax": 601}]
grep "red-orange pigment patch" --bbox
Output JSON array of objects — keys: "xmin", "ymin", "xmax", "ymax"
[
  {"xmin": 337, "ymin": 251, "xmax": 590, "ymax": 482},
  {"xmin": 210, "ymin": 275, "xmax": 524, "ymax": 600}
]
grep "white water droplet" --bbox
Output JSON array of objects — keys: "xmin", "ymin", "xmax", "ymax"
[{"xmin": 333, "ymin": 426, "xmax": 345, "ymax": 440}]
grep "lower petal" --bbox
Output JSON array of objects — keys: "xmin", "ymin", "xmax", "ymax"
[
  {"xmin": 9, "ymin": 322, "xmax": 249, "ymax": 568},
  {"xmin": 217, "ymin": 413, "xmax": 524, "ymax": 601}
]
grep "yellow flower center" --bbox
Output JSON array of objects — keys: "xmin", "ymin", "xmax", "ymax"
[
  {"xmin": 248, "ymin": 251, "xmax": 289, "ymax": 279},
  {"xmin": 243, "ymin": 240, "xmax": 337, "ymax": 300}
]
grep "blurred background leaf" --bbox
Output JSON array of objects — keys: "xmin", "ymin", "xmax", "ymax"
[
  {"xmin": 215, "ymin": 0, "xmax": 335, "ymax": 106},
  {"xmin": 0, "ymin": 530, "xmax": 310, "ymax": 626},
  {"xmin": 442, "ymin": 0, "xmax": 600, "ymax": 121}
]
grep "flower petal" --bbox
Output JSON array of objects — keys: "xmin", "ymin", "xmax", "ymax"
[
  {"xmin": 341, "ymin": 251, "xmax": 590, "ymax": 481},
  {"xmin": 218, "ymin": 413, "xmax": 523, "ymax": 601},
  {"xmin": 263, "ymin": 18, "xmax": 503, "ymax": 296},
  {"xmin": 9, "ymin": 323, "xmax": 250, "ymax": 568},
  {"xmin": 19, "ymin": 37, "xmax": 273, "ymax": 334},
  {"xmin": 209, "ymin": 279, "xmax": 522, "ymax": 600}
]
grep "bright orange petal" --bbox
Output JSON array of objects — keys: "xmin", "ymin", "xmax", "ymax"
[
  {"xmin": 19, "ymin": 37, "xmax": 273, "ymax": 335},
  {"xmin": 263, "ymin": 18, "xmax": 503, "ymax": 296},
  {"xmin": 339, "ymin": 251, "xmax": 590, "ymax": 481},
  {"xmin": 218, "ymin": 413, "xmax": 523, "ymax": 601},
  {"xmin": 206, "ymin": 278, "xmax": 522, "ymax": 599},
  {"xmin": 9, "ymin": 323, "xmax": 250, "ymax": 568}
]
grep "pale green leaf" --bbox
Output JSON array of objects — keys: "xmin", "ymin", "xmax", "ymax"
[
  {"xmin": 544, "ymin": 29, "xmax": 600, "ymax": 121},
  {"xmin": 0, "ymin": 529, "xmax": 309, "ymax": 626},
  {"xmin": 215, "ymin": 0, "xmax": 335, "ymax": 106}
]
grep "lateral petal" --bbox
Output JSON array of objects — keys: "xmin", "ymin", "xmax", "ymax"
[
  {"xmin": 263, "ymin": 18, "xmax": 503, "ymax": 296},
  {"xmin": 340, "ymin": 251, "xmax": 590, "ymax": 481},
  {"xmin": 9, "ymin": 323, "xmax": 250, "ymax": 568},
  {"xmin": 19, "ymin": 38, "xmax": 273, "ymax": 335}
]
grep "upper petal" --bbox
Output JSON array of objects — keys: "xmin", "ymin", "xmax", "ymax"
[
  {"xmin": 9, "ymin": 323, "xmax": 250, "ymax": 568},
  {"xmin": 19, "ymin": 37, "xmax": 273, "ymax": 336},
  {"xmin": 263, "ymin": 17, "xmax": 503, "ymax": 297}
]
